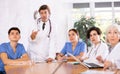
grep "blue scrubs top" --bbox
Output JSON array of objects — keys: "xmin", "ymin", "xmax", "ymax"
[
  {"xmin": 61, "ymin": 40, "xmax": 86, "ymax": 56},
  {"xmin": 0, "ymin": 42, "xmax": 27, "ymax": 71}
]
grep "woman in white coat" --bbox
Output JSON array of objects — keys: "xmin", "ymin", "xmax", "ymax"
[
  {"xmin": 81, "ymin": 27, "xmax": 109, "ymax": 64},
  {"xmin": 104, "ymin": 24, "xmax": 120, "ymax": 70}
]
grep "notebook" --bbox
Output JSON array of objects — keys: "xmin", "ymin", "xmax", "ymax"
[
  {"xmin": 83, "ymin": 62, "xmax": 103, "ymax": 69},
  {"xmin": 67, "ymin": 52, "xmax": 103, "ymax": 69}
]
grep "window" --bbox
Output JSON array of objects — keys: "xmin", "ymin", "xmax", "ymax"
[
  {"xmin": 72, "ymin": 1, "xmax": 120, "ymax": 41},
  {"xmin": 114, "ymin": 1, "xmax": 120, "ymax": 25},
  {"xmin": 72, "ymin": 3, "xmax": 90, "ymax": 22}
]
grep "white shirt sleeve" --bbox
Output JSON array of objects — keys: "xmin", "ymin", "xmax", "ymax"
[
  {"xmin": 115, "ymin": 59, "xmax": 120, "ymax": 69},
  {"xmin": 106, "ymin": 42, "xmax": 120, "ymax": 62},
  {"xmin": 28, "ymin": 31, "xmax": 41, "ymax": 43},
  {"xmin": 96, "ymin": 42, "xmax": 109, "ymax": 60}
]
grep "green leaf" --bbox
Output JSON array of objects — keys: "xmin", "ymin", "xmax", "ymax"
[{"xmin": 74, "ymin": 16, "xmax": 96, "ymax": 47}]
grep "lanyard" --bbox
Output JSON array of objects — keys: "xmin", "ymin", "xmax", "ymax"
[{"xmin": 88, "ymin": 42, "xmax": 101, "ymax": 57}]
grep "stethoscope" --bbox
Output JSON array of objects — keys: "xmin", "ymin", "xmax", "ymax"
[
  {"xmin": 87, "ymin": 41, "xmax": 101, "ymax": 57},
  {"xmin": 36, "ymin": 18, "xmax": 52, "ymax": 38},
  {"xmin": 33, "ymin": 11, "xmax": 52, "ymax": 38}
]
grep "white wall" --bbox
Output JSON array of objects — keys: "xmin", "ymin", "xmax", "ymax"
[
  {"xmin": 0, "ymin": 0, "xmax": 34, "ymax": 50},
  {"xmin": 0, "ymin": 0, "xmax": 73, "ymax": 51}
]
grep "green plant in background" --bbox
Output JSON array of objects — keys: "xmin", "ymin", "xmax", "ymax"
[
  {"xmin": 115, "ymin": 18, "xmax": 120, "ymax": 25},
  {"xmin": 74, "ymin": 16, "xmax": 96, "ymax": 47}
]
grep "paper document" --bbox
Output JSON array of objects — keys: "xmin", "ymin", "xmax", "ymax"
[{"xmin": 81, "ymin": 70, "xmax": 114, "ymax": 74}]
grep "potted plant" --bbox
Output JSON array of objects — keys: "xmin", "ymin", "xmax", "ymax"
[
  {"xmin": 115, "ymin": 18, "xmax": 120, "ymax": 25},
  {"xmin": 74, "ymin": 16, "xmax": 96, "ymax": 47}
]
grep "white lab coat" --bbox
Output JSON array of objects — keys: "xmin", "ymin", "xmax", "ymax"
[
  {"xmin": 83, "ymin": 41, "xmax": 109, "ymax": 63},
  {"xmin": 106, "ymin": 42, "xmax": 120, "ymax": 69},
  {"xmin": 27, "ymin": 19, "xmax": 57, "ymax": 62}
]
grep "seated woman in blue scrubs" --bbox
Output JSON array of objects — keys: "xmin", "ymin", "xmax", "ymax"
[
  {"xmin": 56, "ymin": 29, "xmax": 87, "ymax": 61},
  {"xmin": 0, "ymin": 27, "xmax": 30, "ymax": 74}
]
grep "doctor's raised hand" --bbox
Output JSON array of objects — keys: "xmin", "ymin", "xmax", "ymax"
[{"xmin": 30, "ymin": 30, "xmax": 39, "ymax": 40}]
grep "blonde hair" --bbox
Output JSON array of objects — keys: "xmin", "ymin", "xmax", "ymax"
[{"xmin": 106, "ymin": 24, "xmax": 120, "ymax": 43}]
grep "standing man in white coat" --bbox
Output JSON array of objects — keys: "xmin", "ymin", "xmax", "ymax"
[{"xmin": 27, "ymin": 5, "xmax": 57, "ymax": 63}]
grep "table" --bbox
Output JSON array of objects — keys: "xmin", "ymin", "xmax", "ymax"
[
  {"xmin": 5, "ymin": 62, "xmax": 116, "ymax": 74},
  {"xmin": 5, "ymin": 62, "xmax": 88, "ymax": 74},
  {"xmin": 115, "ymin": 69, "xmax": 120, "ymax": 74}
]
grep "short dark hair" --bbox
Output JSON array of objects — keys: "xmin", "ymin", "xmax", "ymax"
[
  {"xmin": 87, "ymin": 27, "xmax": 102, "ymax": 39},
  {"xmin": 8, "ymin": 27, "xmax": 20, "ymax": 35},
  {"xmin": 38, "ymin": 5, "xmax": 51, "ymax": 14},
  {"xmin": 68, "ymin": 28, "xmax": 79, "ymax": 36}
]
